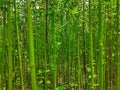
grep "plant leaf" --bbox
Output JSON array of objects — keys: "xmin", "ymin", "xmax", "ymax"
[
  {"xmin": 37, "ymin": 87, "xmax": 43, "ymax": 90},
  {"xmin": 56, "ymin": 86, "xmax": 63, "ymax": 90},
  {"xmin": 0, "ymin": 0, "xmax": 6, "ymax": 6}
]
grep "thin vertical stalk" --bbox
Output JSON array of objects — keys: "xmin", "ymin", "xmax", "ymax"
[
  {"xmin": 77, "ymin": 26, "xmax": 81, "ymax": 90},
  {"xmin": 104, "ymin": 3, "xmax": 110, "ymax": 90},
  {"xmin": 1, "ymin": 4, "xmax": 6, "ymax": 54},
  {"xmin": 52, "ymin": 14, "xmax": 57, "ymax": 90},
  {"xmin": 3, "ymin": 6, "xmax": 7, "ymax": 90},
  {"xmin": 108, "ymin": 2, "xmax": 113, "ymax": 89},
  {"xmin": 59, "ymin": 5, "xmax": 64, "ymax": 87},
  {"xmin": 89, "ymin": 0, "xmax": 94, "ymax": 89},
  {"xmin": 14, "ymin": 0, "xmax": 24, "ymax": 90},
  {"xmin": 98, "ymin": 0, "xmax": 103, "ymax": 90},
  {"xmin": 7, "ymin": 0, "xmax": 13, "ymax": 89},
  {"xmin": 77, "ymin": 2, "xmax": 81, "ymax": 90},
  {"xmin": 0, "ymin": 75, "xmax": 1, "ymax": 89},
  {"xmin": 116, "ymin": 0, "xmax": 120, "ymax": 89},
  {"xmin": 0, "ymin": 6, "xmax": 6, "ymax": 90},
  {"xmin": 45, "ymin": 0, "xmax": 49, "ymax": 89},
  {"xmin": 51, "ymin": 1, "xmax": 57, "ymax": 90},
  {"xmin": 68, "ymin": 25, "xmax": 71, "ymax": 90},
  {"xmin": 26, "ymin": 0, "xmax": 37, "ymax": 90},
  {"xmin": 82, "ymin": 0, "xmax": 87, "ymax": 89}
]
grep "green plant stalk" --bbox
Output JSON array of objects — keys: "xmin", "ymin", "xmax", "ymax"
[
  {"xmin": 51, "ymin": 2, "xmax": 57, "ymax": 89},
  {"xmin": 44, "ymin": 38, "xmax": 47, "ymax": 90},
  {"xmin": 65, "ymin": 7, "xmax": 71, "ymax": 89},
  {"xmin": 59, "ymin": 7, "xmax": 64, "ymax": 86},
  {"xmin": 0, "ymin": 75, "xmax": 1, "ymax": 89},
  {"xmin": 21, "ymin": 21, "xmax": 27, "ymax": 90},
  {"xmin": 77, "ymin": 3, "xmax": 81, "ymax": 89},
  {"xmin": 82, "ymin": 0, "xmax": 87, "ymax": 88},
  {"xmin": 3, "ymin": 6, "xmax": 7, "ymax": 90},
  {"xmin": 68, "ymin": 30, "xmax": 71, "ymax": 90},
  {"xmin": 14, "ymin": 0, "xmax": 24, "ymax": 90},
  {"xmin": 98, "ymin": 0, "xmax": 103, "ymax": 90},
  {"xmin": 63, "ymin": 1, "xmax": 68, "ymax": 87},
  {"xmin": 0, "ymin": 6, "xmax": 6, "ymax": 90},
  {"xmin": 82, "ymin": 0, "xmax": 87, "ymax": 89},
  {"xmin": 77, "ymin": 29, "xmax": 81, "ymax": 90},
  {"xmin": 26, "ymin": 0, "xmax": 37, "ymax": 90},
  {"xmin": 89, "ymin": 0, "xmax": 94, "ymax": 89},
  {"xmin": 108, "ymin": 2, "xmax": 113, "ymax": 89},
  {"xmin": 44, "ymin": 0, "xmax": 49, "ymax": 89},
  {"xmin": 105, "ymin": 11, "xmax": 109, "ymax": 90},
  {"xmin": 104, "ymin": 3, "xmax": 110, "ymax": 89},
  {"xmin": 116, "ymin": 0, "xmax": 120, "ymax": 89},
  {"xmin": 7, "ymin": 0, "xmax": 13, "ymax": 90}
]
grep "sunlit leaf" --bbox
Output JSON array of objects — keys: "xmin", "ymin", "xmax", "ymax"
[
  {"xmin": 69, "ymin": 82, "xmax": 75, "ymax": 87},
  {"xmin": 56, "ymin": 86, "xmax": 63, "ymax": 90},
  {"xmin": 38, "ymin": 70, "xmax": 42, "ymax": 74}
]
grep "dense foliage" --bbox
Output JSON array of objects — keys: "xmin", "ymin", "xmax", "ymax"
[{"xmin": 0, "ymin": 0, "xmax": 120, "ymax": 90}]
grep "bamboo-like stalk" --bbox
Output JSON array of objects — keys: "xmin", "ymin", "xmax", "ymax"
[
  {"xmin": 7, "ymin": 0, "xmax": 13, "ymax": 89},
  {"xmin": 26, "ymin": 0, "xmax": 37, "ymax": 90},
  {"xmin": 59, "ymin": 5, "xmax": 64, "ymax": 87},
  {"xmin": 82, "ymin": 0, "xmax": 87, "ymax": 89},
  {"xmin": 77, "ymin": 3, "xmax": 80, "ymax": 90},
  {"xmin": 68, "ymin": 25, "xmax": 71, "ymax": 90},
  {"xmin": 0, "ymin": 6, "xmax": 6, "ymax": 90},
  {"xmin": 44, "ymin": 0, "xmax": 49, "ymax": 89},
  {"xmin": 77, "ymin": 24, "xmax": 81, "ymax": 90},
  {"xmin": 0, "ymin": 75, "xmax": 1, "ymax": 89},
  {"xmin": 0, "ymin": 14, "xmax": 2, "ymax": 90},
  {"xmin": 50, "ymin": 1, "xmax": 57, "ymax": 90},
  {"xmin": 116, "ymin": 0, "xmax": 120, "ymax": 89},
  {"xmin": 77, "ymin": 2, "xmax": 82, "ymax": 90},
  {"xmin": 3, "ymin": 6, "xmax": 7, "ymax": 90},
  {"xmin": 104, "ymin": 3, "xmax": 110, "ymax": 90},
  {"xmin": 14, "ymin": 0, "xmax": 24, "ymax": 90},
  {"xmin": 98, "ymin": 0, "xmax": 103, "ymax": 90},
  {"xmin": 89, "ymin": 0, "xmax": 94, "ymax": 90}
]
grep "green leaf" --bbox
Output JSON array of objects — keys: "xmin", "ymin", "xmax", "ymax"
[
  {"xmin": 86, "ymin": 67, "xmax": 91, "ymax": 72},
  {"xmin": 0, "ymin": 0, "xmax": 6, "ymax": 5},
  {"xmin": 46, "ymin": 69, "xmax": 50, "ymax": 73},
  {"xmin": 69, "ymin": 82, "xmax": 75, "ymax": 87},
  {"xmin": 37, "ymin": 87, "xmax": 43, "ymax": 90},
  {"xmin": 71, "ymin": 6, "xmax": 78, "ymax": 15},
  {"xmin": 46, "ymin": 80, "xmax": 51, "ymax": 85},
  {"xmin": 38, "ymin": 70, "xmax": 42, "ymax": 74},
  {"xmin": 56, "ymin": 86, "xmax": 63, "ymax": 90},
  {"xmin": 38, "ymin": 80, "xmax": 43, "ymax": 84}
]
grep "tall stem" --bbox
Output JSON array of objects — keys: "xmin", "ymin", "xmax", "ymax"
[
  {"xmin": 89, "ymin": 0, "xmax": 94, "ymax": 89},
  {"xmin": 14, "ymin": 0, "xmax": 24, "ymax": 90},
  {"xmin": 98, "ymin": 0, "xmax": 103, "ymax": 90},
  {"xmin": 44, "ymin": 0, "xmax": 49, "ymax": 89},
  {"xmin": 26, "ymin": 0, "xmax": 37, "ymax": 90},
  {"xmin": 7, "ymin": 0, "xmax": 13, "ymax": 89},
  {"xmin": 82, "ymin": 0, "xmax": 87, "ymax": 89},
  {"xmin": 116, "ymin": 0, "xmax": 120, "ymax": 89},
  {"xmin": 51, "ymin": 1, "xmax": 57, "ymax": 89}
]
